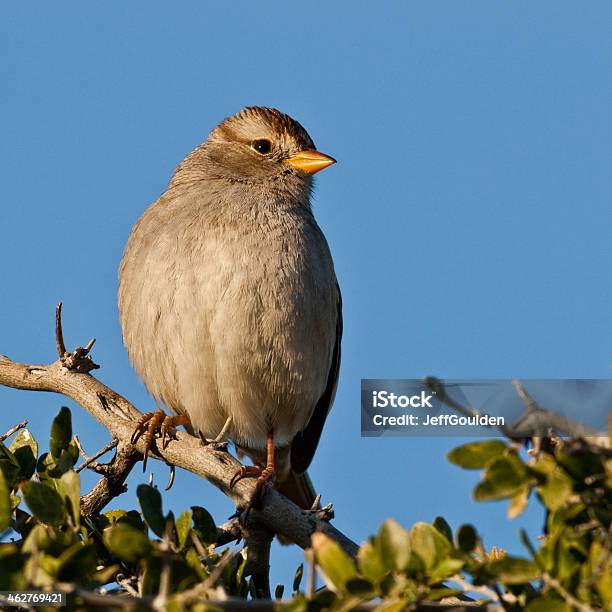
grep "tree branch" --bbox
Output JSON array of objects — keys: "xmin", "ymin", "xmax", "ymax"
[
  {"xmin": 0, "ymin": 419, "xmax": 28, "ymax": 443},
  {"xmin": 80, "ymin": 440, "xmax": 140, "ymax": 518},
  {"xmin": 0, "ymin": 348, "xmax": 358, "ymax": 557}
]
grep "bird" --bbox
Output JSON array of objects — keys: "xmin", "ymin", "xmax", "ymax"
[{"xmin": 118, "ymin": 106, "xmax": 341, "ymax": 511}]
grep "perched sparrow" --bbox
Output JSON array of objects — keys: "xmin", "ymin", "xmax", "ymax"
[{"xmin": 118, "ymin": 107, "xmax": 341, "ymax": 509}]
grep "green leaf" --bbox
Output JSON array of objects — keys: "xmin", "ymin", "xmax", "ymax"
[
  {"xmin": 358, "ymin": 539, "xmax": 388, "ymax": 584},
  {"xmin": 37, "ymin": 445, "xmax": 77, "ymax": 481},
  {"xmin": 456, "ymin": 524, "xmax": 477, "ymax": 553},
  {"xmin": 0, "ymin": 543, "xmax": 27, "ymax": 590},
  {"xmin": 556, "ymin": 537, "xmax": 582, "ymax": 583},
  {"xmin": 104, "ymin": 523, "xmax": 152, "ymax": 563},
  {"xmin": 292, "ymin": 562, "xmax": 303, "ymax": 593},
  {"xmin": 0, "ymin": 443, "xmax": 22, "ymax": 488},
  {"xmin": 519, "ymin": 529, "xmax": 537, "ymax": 559},
  {"xmin": 311, "ymin": 532, "xmax": 357, "ymax": 591},
  {"xmin": 311, "ymin": 589, "xmax": 336, "ymax": 609},
  {"xmin": 376, "ymin": 599, "xmax": 408, "ymax": 612},
  {"xmin": 175, "ymin": 510, "xmax": 191, "ymax": 550},
  {"xmin": 345, "ymin": 577, "xmax": 374, "ymax": 596},
  {"xmin": 596, "ymin": 563, "xmax": 612, "ymax": 609},
  {"xmin": 432, "ymin": 516, "xmax": 453, "ymax": 543},
  {"xmin": 102, "ymin": 509, "xmax": 145, "ymax": 532},
  {"xmin": 9, "ymin": 429, "xmax": 38, "ymax": 480},
  {"xmin": 474, "ymin": 454, "xmax": 532, "ymax": 501},
  {"xmin": 56, "ymin": 543, "xmax": 97, "ymax": 582},
  {"xmin": 508, "ymin": 486, "xmax": 530, "ymax": 518},
  {"xmin": 191, "ymin": 505, "xmax": 217, "ymax": 545},
  {"xmin": 429, "ymin": 557, "xmax": 464, "ymax": 583},
  {"xmin": 57, "ymin": 471, "xmax": 80, "ymax": 528},
  {"xmin": 427, "ymin": 587, "xmax": 463, "ymax": 601},
  {"xmin": 274, "ymin": 584, "xmax": 284, "ymax": 600},
  {"xmin": 21, "ymin": 481, "xmax": 66, "ymax": 526},
  {"xmin": 10, "ymin": 494, "xmax": 20, "ymax": 512},
  {"xmin": 184, "ymin": 547, "xmax": 207, "ymax": 581},
  {"xmin": 536, "ymin": 457, "xmax": 573, "ymax": 511},
  {"xmin": 0, "ymin": 468, "xmax": 11, "ymax": 531},
  {"xmin": 50, "ymin": 407, "xmax": 72, "ymax": 459},
  {"xmin": 525, "ymin": 595, "xmax": 572, "ymax": 612},
  {"xmin": 137, "ymin": 484, "xmax": 165, "ymax": 538},
  {"xmin": 447, "ymin": 440, "xmax": 507, "ymax": 469},
  {"xmin": 409, "ymin": 522, "xmax": 451, "ymax": 572},
  {"xmin": 378, "ymin": 519, "xmax": 411, "ymax": 570},
  {"xmin": 487, "ymin": 556, "xmax": 540, "ymax": 584}
]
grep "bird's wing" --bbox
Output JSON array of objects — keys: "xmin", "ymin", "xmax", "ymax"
[{"xmin": 290, "ymin": 283, "xmax": 343, "ymax": 474}]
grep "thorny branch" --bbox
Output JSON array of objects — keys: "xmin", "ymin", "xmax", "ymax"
[
  {"xmin": 0, "ymin": 305, "xmax": 359, "ymax": 562},
  {"xmin": 425, "ymin": 376, "xmax": 607, "ymax": 445}
]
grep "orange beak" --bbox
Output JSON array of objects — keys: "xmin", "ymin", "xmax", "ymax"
[{"xmin": 284, "ymin": 150, "xmax": 337, "ymax": 175}]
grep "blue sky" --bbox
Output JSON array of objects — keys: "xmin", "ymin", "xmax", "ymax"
[{"xmin": 1, "ymin": 1, "xmax": 611, "ymax": 592}]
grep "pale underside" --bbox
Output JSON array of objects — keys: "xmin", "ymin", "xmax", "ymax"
[{"xmin": 118, "ymin": 180, "xmax": 338, "ymax": 458}]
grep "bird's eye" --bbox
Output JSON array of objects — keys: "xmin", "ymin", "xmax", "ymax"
[{"xmin": 252, "ymin": 139, "xmax": 272, "ymax": 154}]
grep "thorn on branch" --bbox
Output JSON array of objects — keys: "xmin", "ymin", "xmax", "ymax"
[
  {"xmin": 304, "ymin": 496, "xmax": 334, "ymax": 522},
  {"xmin": 512, "ymin": 379, "xmax": 538, "ymax": 414},
  {"xmin": 55, "ymin": 302, "xmax": 100, "ymax": 373}
]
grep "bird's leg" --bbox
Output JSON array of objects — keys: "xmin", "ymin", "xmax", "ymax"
[
  {"xmin": 230, "ymin": 429, "xmax": 276, "ymax": 509},
  {"xmin": 130, "ymin": 410, "xmax": 190, "ymax": 471}
]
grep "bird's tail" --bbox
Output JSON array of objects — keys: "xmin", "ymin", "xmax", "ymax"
[{"xmin": 278, "ymin": 470, "xmax": 316, "ymax": 510}]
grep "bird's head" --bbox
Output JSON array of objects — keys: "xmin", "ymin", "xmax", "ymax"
[{"xmin": 171, "ymin": 107, "xmax": 336, "ymax": 187}]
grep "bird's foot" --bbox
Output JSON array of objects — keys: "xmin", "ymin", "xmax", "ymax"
[
  {"xmin": 230, "ymin": 465, "xmax": 276, "ymax": 516},
  {"xmin": 130, "ymin": 410, "xmax": 190, "ymax": 471}
]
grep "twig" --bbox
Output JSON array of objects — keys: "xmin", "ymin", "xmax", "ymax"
[
  {"xmin": 241, "ymin": 516, "xmax": 274, "ymax": 599},
  {"xmin": 176, "ymin": 549, "xmax": 237, "ymax": 605},
  {"xmin": 425, "ymin": 376, "xmax": 605, "ymax": 442},
  {"xmin": 585, "ymin": 522, "xmax": 612, "ymax": 590},
  {"xmin": 55, "ymin": 580, "xmax": 499, "ymax": 611},
  {"xmin": 305, "ymin": 547, "xmax": 316, "ymax": 598},
  {"xmin": 0, "ymin": 419, "xmax": 28, "ymax": 443},
  {"xmin": 541, "ymin": 573, "xmax": 598, "ymax": 612},
  {"xmin": 191, "ymin": 530, "xmax": 209, "ymax": 558},
  {"xmin": 74, "ymin": 436, "xmax": 118, "ymax": 473},
  {"xmin": 511, "ymin": 379, "xmax": 603, "ymax": 440},
  {"xmin": 216, "ymin": 518, "xmax": 242, "ymax": 547},
  {"xmin": 153, "ymin": 518, "xmax": 174, "ymax": 611},
  {"xmin": 80, "ymin": 442, "xmax": 140, "ymax": 518},
  {"xmin": 450, "ymin": 575, "xmax": 499, "ymax": 602},
  {"xmin": 55, "ymin": 303, "xmax": 99, "ymax": 373},
  {"xmin": 55, "ymin": 302, "xmax": 67, "ymax": 358},
  {"xmin": 213, "ymin": 415, "xmax": 233, "ymax": 443},
  {"xmin": 115, "ymin": 574, "xmax": 139, "ymax": 598},
  {"xmin": 511, "ymin": 380, "xmax": 538, "ymax": 414}
]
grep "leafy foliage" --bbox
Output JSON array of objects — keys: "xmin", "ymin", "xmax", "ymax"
[{"xmin": 0, "ymin": 406, "xmax": 610, "ymax": 610}]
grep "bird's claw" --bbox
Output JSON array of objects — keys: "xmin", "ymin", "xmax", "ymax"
[
  {"xmin": 130, "ymin": 410, "xmax": 190, "ymax": 472},
  {"xmin": 230, "ymin": 465, "xmax": 276, "ymax": 522}
]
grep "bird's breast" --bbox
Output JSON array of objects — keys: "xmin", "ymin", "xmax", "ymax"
[{"xmin": 119, "ymin": 193, "xmax": 338, "ymax": 450}]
